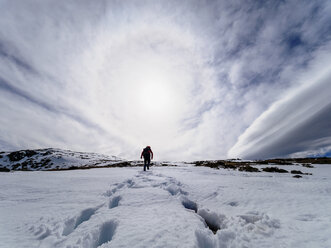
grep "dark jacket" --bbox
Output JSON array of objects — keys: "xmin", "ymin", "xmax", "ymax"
[{"xmin": 141, "ymin": 147, "xmax": 153, "ymax": 160}]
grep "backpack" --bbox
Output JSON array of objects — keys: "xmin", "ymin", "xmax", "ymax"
[{"xmin": 142, "ymin": 147, "xmax": 150, "ymax": 157}]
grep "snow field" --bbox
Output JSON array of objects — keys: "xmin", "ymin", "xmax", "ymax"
[
  {"xmin": 160, "ymin": 165, "xmax": 331, "ymax": 247},
  {"xmin": 0, "ymin": 164, "xmax": 331, "ymax": 247}
]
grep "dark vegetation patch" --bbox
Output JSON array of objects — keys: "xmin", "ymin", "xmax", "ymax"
[
  {"xmin": 291, "ymin": 170, "xmax": 303, "ymax": 174},
  {"xmin": 239, "ymin": 158, "xmax": 329, "ymax": 166},
  {"xmin": 160, "ymin": 163, "xmax": 177, "ymax": 166},
  {"xmin": 194, "ymin": 160, "xmax": 241, "ymax": 170},
  {"xmin": 293, "ymin": 175, "xmax": 302, "ymax": 178},
  {"xmin": 302, "ymin": 163, "xmax": 314, "ymax": 168},
  {"xmin": 0, "ymin": 167, "xmax": 10, "ymax": 172},
  {"xmin": 238, "ymin": 165, "xmax": 260, "ymax": 172},
  {"xmin": 39, "ymin": 161, "xmax": 176, "ymax": 171},
  {"xmin": 256, "ymin": 159, "xmax": 293, "ymax": 165},
  {"xmin": 291, "ymin": 170, "xmax": 312, "ymax": 176},
  {"xmin": 222, "ymin": 163, "xmax": 238, "ymax": 170},
  {"xmin": 48, "ymin": 161, "xmax": 149, "ymax": 171},
  {"xmin": 67, "ymin": 166, "xmax": 83, "ymax": 170},
  {"xmin": 193, "ymin": 157, "xmax": 331, "ymax": 175},
  {"xmin": 194, "ymin": 160, "xmax": 260, "ymax": 172},
  {"xmin": 110, "ymin": 161, "xmax": 132, "ymax": 167},
  {"xmin": 195, "ymin": 160, "xmax": 224, "ymax": 169},
  {"xmin": 262, "ymin": 167, "xmax": 288, "ymax": 173},
  {"xmin": 292, "ymin": 157, "xmax": 331, "ymax": 164}
]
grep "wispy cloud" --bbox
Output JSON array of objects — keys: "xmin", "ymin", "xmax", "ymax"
[
  {"xmin": 0, "ymin": 0, "xmax": 330, "ymax": 160},
  {"xmin": 229, "ymin": 47, "xmax": 331, "ymax": 159}
]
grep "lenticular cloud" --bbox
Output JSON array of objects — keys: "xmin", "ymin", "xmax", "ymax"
[{"xmin": 229, "ymin": 67, "xmax": 331, "ymax": 159}]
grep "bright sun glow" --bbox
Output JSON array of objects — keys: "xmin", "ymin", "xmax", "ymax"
[
  {"xmin": 138, "ymin": 80, "xmax": 173, "ymax": 113},
  {"xmin": 86, "ymin": 24, "xmax": 206, "ymax": 152}
]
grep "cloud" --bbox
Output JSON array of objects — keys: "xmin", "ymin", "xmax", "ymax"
[
  {"xmin": 0, "ymin": 0, "xmax": 331, "ymax": 160},
  {"xmin": 229, "ymin": 47, "xmax": 331, "ymax": 159}
]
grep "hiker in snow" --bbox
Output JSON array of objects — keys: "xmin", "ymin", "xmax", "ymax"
[{"xmin": 141, "ymin": 146, "xmax": 153, "ymax": 171}]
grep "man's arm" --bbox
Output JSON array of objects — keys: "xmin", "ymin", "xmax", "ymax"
[{"xmin": 150, "ymin": 150, "xmax": 153, "ymax": 160}]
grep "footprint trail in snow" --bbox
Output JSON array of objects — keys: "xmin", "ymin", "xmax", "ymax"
[{"xmin": 30, "ymin": 169, "xmax": 280, "ymax": 248}]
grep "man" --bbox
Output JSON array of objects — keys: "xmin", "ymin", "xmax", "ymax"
[{"xmin": 140, "ymin": 146, "xmax": 153, "ymax": 171}]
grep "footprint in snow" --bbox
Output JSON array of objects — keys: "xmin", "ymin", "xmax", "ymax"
[
  {"xmin": 94, "ymin": 220, "xmax": 118, "ymax": 248},
  {"xmin": 62, "ymin": 206, "xmax": 100, "ymax": 236},
  {"xmin": 181, "ymin": 196, "xmax": 198, "ymax": 213},
  {"xmin": 109, "ymin": 195, "xmax": 122, "ymax": 209},
  {"xmin": 181, "ymin": 196, "xmax": 226, "ymax": 235},
  {"xmin": 30, "ymin": 224, "xmax": 52, "ymax": 240},
  {"xmin": 103, "ymin": 179, "xmax": 132, "ymax": 197},
  {"xmin": 227, "ymin": 201, "xmax": 239, "ymax": 207},
  {"xmin": 165, "ymin": 183, "xmax": 188, "ymax": 196}
]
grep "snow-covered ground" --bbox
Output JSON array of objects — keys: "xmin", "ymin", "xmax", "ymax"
[{"xmin": 0, "ymin": 164, "xmax": 330, "ymax": 248}]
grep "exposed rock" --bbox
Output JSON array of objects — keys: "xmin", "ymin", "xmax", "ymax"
[
  {"xmin": 8, "ymin": 150, "xmax": 37, "ymax": 162},
  {"xmin": 262, "ymin": 167, "xmax": 288, "ymax": 173},
  {"xmin": 291, "ymin": 170, "xmax": 303, "ymax": 174},
  {"xmin": 40, "ymin": 158, "xmax": 51, "ymax": 167},
  {"xmin": 12, "ymin": 163, "xmax": 21, "ymax": 170},
  {"xmin": 42, "ymin": 151, "xmax": 52, "ymax": 156},
  {"xmin": 0, "ymin": 167, "xmax": 10, "ymax": 172},
  {"xmin": 293, "ymin": 175, "xmax": 302, "ymax": 178},
  {"xmin": 8, "ymin": 151, "xmax": 25, "ymax": 162}
]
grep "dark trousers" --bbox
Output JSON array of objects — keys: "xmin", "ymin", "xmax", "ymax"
[{"xmin": 144, "ymin": 157, "xmax": 150, "ymax": 171}]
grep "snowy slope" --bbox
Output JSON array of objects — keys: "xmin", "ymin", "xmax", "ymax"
[
  {"xmin": 0, "ymin": 148, "xmax": 123, "ymax": 171},
  {"xmin": 1, "ymin": 164, "xmax": 330, "ymax": 248},
  {"xmin": 0, "ymin": 148, "xmax": 184, "ymax": 171}
]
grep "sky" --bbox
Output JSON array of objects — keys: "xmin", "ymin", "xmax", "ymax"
[{"xmin": 0, "ymin": 0, "xmax": 331, "ymax": 161}]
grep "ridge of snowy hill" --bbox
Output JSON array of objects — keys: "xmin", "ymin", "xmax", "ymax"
[
  {"xmin": 1, "ymin": 148, "xmax": 330, "ymax": 172},
  {"xmin": 0, "ymin": 148, "xmax": 124, "ymax": 171}
]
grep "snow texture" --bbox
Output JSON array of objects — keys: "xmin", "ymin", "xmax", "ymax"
[{"xmin": 0, "ymin": 164, "xmax": 331, "ymax": 247}]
